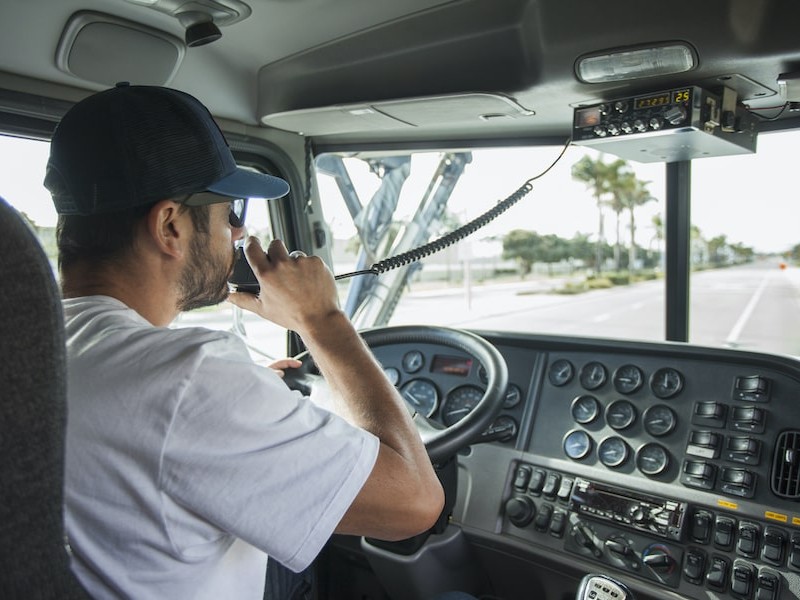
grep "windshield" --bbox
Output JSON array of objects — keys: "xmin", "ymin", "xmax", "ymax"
[
  {"xmin": 316, "ymin": 133, "xmax": 800, "ymax": 357},
  {"xmin": 3, "ymin": 132, "xmax": 799, "ymax": 358}
]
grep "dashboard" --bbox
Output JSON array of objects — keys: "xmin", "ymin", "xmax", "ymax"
[{"xmin": 365, "ymin": 330, "xmax": 800, "ymax": 600}]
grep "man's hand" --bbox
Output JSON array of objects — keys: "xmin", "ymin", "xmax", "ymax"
[
  {"xmin": 268, "ymin": 357, "xmax": 303, "ymax": 378},
  {"xmin": 228, "ymin": 237, "xmax": 341, "ymax": 334}
]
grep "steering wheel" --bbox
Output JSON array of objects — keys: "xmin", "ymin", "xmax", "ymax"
[{"xmin": 283, "ymin": 325, "xmax": 509, "ymax": 465}]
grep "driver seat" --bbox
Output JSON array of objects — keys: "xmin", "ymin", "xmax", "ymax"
[{"xmin": 0, "ymin": 197, "xmax": 89, "ymax": 598}]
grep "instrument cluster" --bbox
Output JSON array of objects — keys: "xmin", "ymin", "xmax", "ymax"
[{"xmin": 374, "ymin": 345, "xmax": 525, "ymax": 444}]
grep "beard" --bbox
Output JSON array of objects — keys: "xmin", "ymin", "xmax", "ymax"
[{"xmin": 177, "ymin": 232, "xmax": 235, "ymax": 312}]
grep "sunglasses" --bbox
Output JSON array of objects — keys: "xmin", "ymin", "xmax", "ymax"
[{"xmin": 183, "ymin": 192, "xmax": 249, "ymax": 228}]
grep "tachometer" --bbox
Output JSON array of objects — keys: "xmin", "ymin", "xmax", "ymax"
[
  {"xmin": 441, "ymin": 385, "xmax": 484, "ymax": 426},
  {"xmin": 399, "ymin": 379, "xmax": 438, "ymax": 417}
]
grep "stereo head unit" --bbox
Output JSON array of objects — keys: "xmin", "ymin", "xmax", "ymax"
[
  {"xmin": 572, "ymin": 86, "xmax": 758, "ymax": 163},
  {"xmin": 569, "ymin": 478, "xmax": 688, "ymax": 541}
]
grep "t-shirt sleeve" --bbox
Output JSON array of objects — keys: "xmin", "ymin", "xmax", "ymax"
[{"xmin": 159, "ymin": 335, "xmax": 379, "ymax": 572}]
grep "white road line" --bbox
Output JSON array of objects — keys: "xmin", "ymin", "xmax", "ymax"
[{"xmin": 726, "ymin": 273, "xmax": 771, "ymax": 345}]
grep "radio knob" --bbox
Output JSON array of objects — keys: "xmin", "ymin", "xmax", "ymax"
[
  {"xmin": 629, "ymin": 505, "xmax": 647, "ymax": 524},
  {"xmin": 607, "ymin": 123, "xmax": 620, "ymax": 136},
  {"xmin": 593, "ymin": 125, "xmax": 607, "ymax": 137},
  {"xmin": 664, "ymin": 106, "xmax": 687, "ymax": 125},
  {"xmin": 633, "ymin": 119, "xmax": 647, "ymax": 132},
  {"xmin": 614, "ymin": 101, "xmax": 628, "ymax": 113},
  {"xmin": 505, "ymin": 496, "xmax": 536, "ymax": 527},
  {"xmin": 649, "ymin": 117, "xmax": 663, "ymax": 130},
  {"xmin": 599, "ymin": 103, "xmax": 610, "ymax": 116},
  {"xmin": 620, "ymin": 121, "xmax": 633, "ymax": 134}
]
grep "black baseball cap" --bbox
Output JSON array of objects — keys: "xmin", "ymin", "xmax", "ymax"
[{"xmin": 44, "ymin": 82, "xmax": 289, "ymax": 215}]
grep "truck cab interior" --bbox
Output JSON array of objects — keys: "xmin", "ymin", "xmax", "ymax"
[{"xmin": 2, "ymin": 1, "xmax": 800, "ymax": 599}]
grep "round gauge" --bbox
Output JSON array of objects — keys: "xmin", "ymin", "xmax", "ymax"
[
  {"xmin": 571, "ymin": 395, "xmax": 600, "ymax": 424},
  {"xmin": 503, "ymin": 384, "xmax": 522, "ymax": 409},
  {"xmin": 383, "ymin": 367, "xmax": 400, "ymax": 386},
  {"xmin": 643, "ymin": 405, "xmax": 677, "ymax": 437},
  {"xmin": 399, "ymin": 379, "xmax": 438, "ymax": 417},
  {"xmin": 548, "ymin": 359, "xmax": 574, "ymax": 387},
  {"xmin": 613, "ymin": 364, "xmax": 644, "ymax": 395},
  {"xmin": 441, "ymin": 385, "xmax": 484, "ymax": 426},
  {"xmin": 606, "ymin": 400, "xmax": 636, "ymax": 430},
  {"xmin": 579, "ymin": 361, "xmax": 607, "ymax": 391},
  {"xmin": 598, "ymin": 437, "xmax": 629, "ymax": 468},
  {"xmin": 401, "ymin": 350, "xmax": 425, "ymax": 374},
  {"xmin": 563, "ymin": 429, "xmax": 593, "ymax": 460},
  {"xmin": 650, "ymin": 367, "xmax": 684, "ymax": 399},
  {"xmin": 636, "ymin": 443, "xmax": 670, "ymax": 476}
]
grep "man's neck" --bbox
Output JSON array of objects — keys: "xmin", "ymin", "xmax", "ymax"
[{"xmin": 61, "ymin": 263, "xmax": 179, "ymax": 327}]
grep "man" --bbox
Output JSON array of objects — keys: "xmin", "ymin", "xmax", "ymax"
[{"xmin": 44, "ymin": 83, "xmax": 444, "ymax": 599}]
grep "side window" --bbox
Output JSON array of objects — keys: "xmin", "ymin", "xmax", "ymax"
[{"xmin": 0, "ymin": 134, "xmax": 287, "ymax": 363}]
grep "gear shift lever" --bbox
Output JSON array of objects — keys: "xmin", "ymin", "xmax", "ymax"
[{"xmin": 576, "ymin": 574, "xmax": 635, "ymax": 600}]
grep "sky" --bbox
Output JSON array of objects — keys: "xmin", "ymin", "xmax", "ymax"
[{"xmin": 2, "ymin": 130, "xmax": 798, "ymax": 254}]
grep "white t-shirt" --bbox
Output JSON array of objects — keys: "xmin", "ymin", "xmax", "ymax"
[{"xmin": 62, "ymin": 296, "xmax": 379, "ymax": 600}]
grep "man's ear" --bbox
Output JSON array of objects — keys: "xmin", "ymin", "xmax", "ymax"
[{"xmin": 145, "ymin": 200, "xmax": 188, "ymax": 259}]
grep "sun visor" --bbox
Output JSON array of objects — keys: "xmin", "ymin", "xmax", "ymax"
[
  {"xmin": 261, "ymin": 93, "xmax": 535, "ymax": 135},
  {"xmin": 55, "ymin": 11, "xmax": 185, "ymax": 87}
]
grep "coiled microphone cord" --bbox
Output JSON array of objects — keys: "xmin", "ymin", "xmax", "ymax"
[{"xmin": 334, "ymin": 138, "xmax": 572, "ymax": 280}]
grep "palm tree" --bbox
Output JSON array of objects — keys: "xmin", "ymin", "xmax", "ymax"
[
  {"xmin": 571, "ymin": 155, "xmax": 626, "ymax": 272},
  {"xmin": 619, "ymin": 176, "xmax": 656, "ymax": 272}
]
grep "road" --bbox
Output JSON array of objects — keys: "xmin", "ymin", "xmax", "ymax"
[
  {"xmin": 391, "ymin": 258, "xmax": 800, "ymax": 357},
  {"xmin": 176, "ymin": 259, "xmax": 800, "ymax": 359}
]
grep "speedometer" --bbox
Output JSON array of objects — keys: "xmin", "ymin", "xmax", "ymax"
[
  {"xmin": 399, "ymin": 379, "xmax": 438, "ymax": 417},
  {"xmin": 441, "ymin": 385, "xmax": 484, "ymax": 426}
]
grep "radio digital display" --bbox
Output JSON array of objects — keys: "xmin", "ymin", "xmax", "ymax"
[{"xmin": 634, "ymin": 88, "xmax": 691, "ymax": 109}]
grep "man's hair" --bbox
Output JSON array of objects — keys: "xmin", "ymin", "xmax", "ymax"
[{"xmin": 57, "ymin": 201, "xmax": 211, "ymax": 272}]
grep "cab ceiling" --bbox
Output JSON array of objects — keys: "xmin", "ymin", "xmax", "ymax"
[{"xmin": 1, "ymin": 0, "xmax": 800, "ymax": 145}]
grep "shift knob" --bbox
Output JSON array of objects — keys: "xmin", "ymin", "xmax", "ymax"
[{"xmin": 576, "ymin": 574, "xmax": 635, "ymax": 600}]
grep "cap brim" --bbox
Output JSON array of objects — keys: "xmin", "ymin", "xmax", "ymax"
[{"xmin": 206, "ymin": 167, "xmax": 290, "ymax": 200}]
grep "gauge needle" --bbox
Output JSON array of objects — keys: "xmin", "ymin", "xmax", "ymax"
[
  {"xmin": 447, "ymin": 408, "xmax": 471, "ymax": 416},
  {"xmin": 402, "ymin": 391, "xmax": 421, "ymax": 407}
]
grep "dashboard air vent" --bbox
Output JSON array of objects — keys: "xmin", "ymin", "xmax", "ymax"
[{"xmin": 772, "ymin": 431, "xmax": 800, "ymax": 499}]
